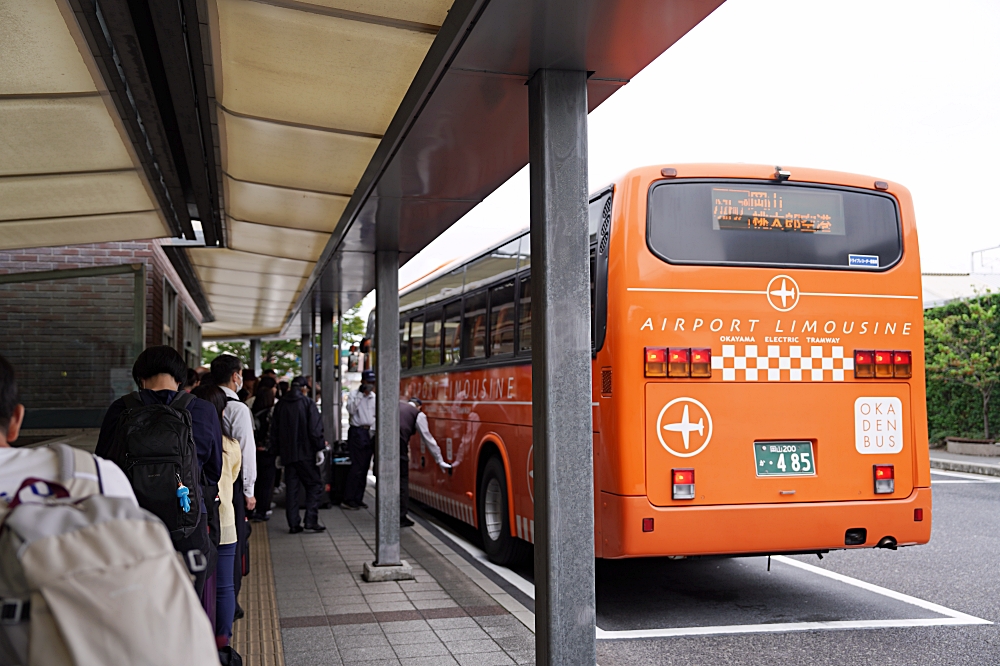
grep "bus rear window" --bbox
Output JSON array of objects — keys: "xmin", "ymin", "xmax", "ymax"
[{"xmin": 647, "ymin": 181, "xmax": 901, "ymax": 270}]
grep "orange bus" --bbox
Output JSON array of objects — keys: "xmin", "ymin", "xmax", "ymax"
[{"xmin": 395, "ymin": 163, "xmax": 930, "ymax": 565}]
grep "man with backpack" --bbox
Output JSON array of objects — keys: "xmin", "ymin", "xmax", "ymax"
[
  {"xmin": 1, "ymin": 353, "xmax": 221, "ymax": 665},
  {"xmin": 271, "ymin": 376, "xmax": 326, "ymax": 533},
  {"xmin": 96, "ymin": 345, "xmax": 223, "ymax": 596}
]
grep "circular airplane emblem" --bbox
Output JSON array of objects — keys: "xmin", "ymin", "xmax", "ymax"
[
  {"xmin": 656, "ymin": 397, "xmax": 713, "ymax": 458},
  {"xmin": 526, "ymin": 445, "xmax": 534, "ymax": 503},
  {"xmin": 766, "ymin": 274, "xmax": 800, "ymax": 312}
]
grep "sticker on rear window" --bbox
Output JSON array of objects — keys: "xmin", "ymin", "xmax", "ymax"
[{"xmin": 849, "ymin": 254, "xmax": 880, "ymax": 268}]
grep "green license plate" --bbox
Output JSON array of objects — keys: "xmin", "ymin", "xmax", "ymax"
[{"xmin": 754, "ymin": 441, "xmax": 815, "ymax": 477}]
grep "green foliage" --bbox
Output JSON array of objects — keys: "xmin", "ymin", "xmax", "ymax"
[
  {"xmin": 261, "ymin": 339, "xmax": 300, "ymax": 377},
  {"xmin": 925, "ymin": 291, "xmax": 1000, "ymax": 440},
  {"xmin": 341, "ymin": 305, "xmax": 366, "ymax": 347},
  {"xmin": 202, "ymin": 341, "xmax": 249, "ymax": 367}
]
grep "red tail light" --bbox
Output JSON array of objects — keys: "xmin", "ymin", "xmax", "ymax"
[
  {"xmin": 668, "ymin": 348, "xmax": 690, "ymax": 378},
  {"xmin": 672, "ymin": 468, "xmax": 695, "ymax": 500},
  {"xmin": 874, "ymin": 464, "xmax": 894, "ymax": 494},
  {"xmin": 874, "ymin": 350, "xmax": 893, "ymax": 378},
  {"xmin": 854, "ymin": 350, "xmax": 874, "ymax": 378},
  {"xmin": 893, "ymin": 350, "xmax": 912, "ymax": 378},
  {"xmin": 644, "ymin": 347, "xmax": 666, "ymax": 378},
  {"xmin": 914, "ymin": 508, "xmax": 923, "ymax": 522},
  {"xmin": 690, "ymin": 348, "xmax": 712, "ymax": 378},
  {"xmin": 642, "ymin": 518, "xmax": 654, "ymax": 532}
]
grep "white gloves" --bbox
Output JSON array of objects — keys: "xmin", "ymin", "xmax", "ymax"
[
  {"xmin": 315, "ymin": 450, "xmax": 325, "ymax": 467},
  {"xmin": 438, "ymin": 461, "xmax": 452, "ymax": 472}
]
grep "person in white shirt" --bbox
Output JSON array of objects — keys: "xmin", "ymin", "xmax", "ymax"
[
  {"xmin": 343, "ymin": 370, "xmax": 376, "ymax": 509},
  {"xmin": 0, "ymin": 354, "xmax": 136, "ymax": 507},
  {"xmin": 409, "ymin": 398, "xmax": 450, "ymax": 472}
]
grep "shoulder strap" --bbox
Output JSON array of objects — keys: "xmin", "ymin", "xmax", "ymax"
[
  {"xmin": 50, "ymin": 444, "xmax": 102, "ymax": 498},
  {"xmin": 225, "ymin": 396, "xmax": 241, "ymax": 404},
  {"xmin": 123, "ymin": 391, "xmax": 143, "ymax": 409},
  {"xmin": 170, "ymin": 391, "xmax": 195, "ymax": 410}
]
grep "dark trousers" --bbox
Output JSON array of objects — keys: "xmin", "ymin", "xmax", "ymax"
[
  {"xmin": 233, "ymin": 475, "xmax": 246, "ymax": 604},
  {"xmin": 400, "ymin": 455, "xmax": 409, "ymax": 519},
  {"xmin": 285, "ymin": 460, "xmax": 323, "ymax": 528},
  {"xmin": 253, "ymin": 450, "xmax": 277, "ymax": 518},
  {"xmin": 345, "ymin": 426, "xmax": 373, "ymax": 505},
  {"xmin": 173, "ymin": 510, "xmax": 215, "ymax": 597}
]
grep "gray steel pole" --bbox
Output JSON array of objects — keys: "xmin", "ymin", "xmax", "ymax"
[
  {"xmin": 335, "ymin": 302, "xmax": 343, "ymax": 445},
  {"xmin": 301, "ymin": 299, "xmax": 313, "ymax": 383},
  {"xmin": 374, "ymin": 248, "xmax": 401, "ymax": 566},
  {"xmin": 528, "ymin": 68, "xmax": 597, "ymax": 666},
  {"xmin": 249, "ymin": 338, "xmax": 262, "ymax": 377},
  {"xmin": 321, "ymin": 301, "xmax": 336, "ymax": 446}
]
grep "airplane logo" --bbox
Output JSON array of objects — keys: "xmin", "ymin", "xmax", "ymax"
[
  {"xmin": 656, "ymin": 397, "xmax": 713, "ymax": 458},
  {"xmin": 766, "ymin": 274, "xmax": 800, "ymax": 312}
]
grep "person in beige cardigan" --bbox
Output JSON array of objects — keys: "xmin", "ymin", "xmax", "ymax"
[{"xmin": 192, "ymin": 385, "xmax": 242, "ymax": 649}]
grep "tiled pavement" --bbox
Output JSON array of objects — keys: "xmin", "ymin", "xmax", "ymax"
[{"xmin": 268, "ymin": 496, "xmax": 536, "ymax": 666}]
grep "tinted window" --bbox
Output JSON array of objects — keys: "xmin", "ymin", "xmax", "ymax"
[
  {"xmin": 518, "ymin": 275, "xmax": 531, "ymax": 353},
  {"xmin": 647, "ymin": 181, "xmax": 901, "ymax": 270},
  {"xmin": 409, "ymin": 315, "xmax": 424, "ymax": 369},
  {"xmin": 489, "ymin": 281, "xmax": 515, "ymax": 356},
  {"xmin": 423, "ymin": 310, "xmax": 442, "ymax": 367},
  {"xmin": 462, "ymin": 291, "xmax": 488, "ymax": 359},
  {"xmin": 465, "ymin": 239, "xmax": 521, "ymax": 294},
  {"xmin": 399, "ymin": 319, "xmax": 410, "ymax": 371},
  {"xmin": 443, "ymin": 301, "xmax": 462, "ymax": 365}
]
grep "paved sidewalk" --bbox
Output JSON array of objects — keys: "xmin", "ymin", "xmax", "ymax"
[
  {"xmin": 930, "ymin": 450, "xmax": 1000, "ymax": 477},
  {"xmin": 268, "ymin": 495, "xmax": 535, "ymax": 666}
]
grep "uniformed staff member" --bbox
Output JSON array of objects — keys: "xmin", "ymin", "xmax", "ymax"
[
  {"xmin": 398, "ymin": 398, "xmax": 451, "ymax": 527},
  {"xmin": 343, "ymin": 370, "xmax": 376, "ymax": 510}
]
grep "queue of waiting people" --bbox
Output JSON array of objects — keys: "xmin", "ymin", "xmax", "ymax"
[{"xmin": 0, "ymin": 347, "xmax": 326, "ymax": 665}]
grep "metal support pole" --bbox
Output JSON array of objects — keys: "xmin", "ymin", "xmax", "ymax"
[
  {"xmin": 373, "ymin": 248, "xmax": 401, "ymax": 565},
  {"xmin": 301, "ymin": 299, "xmax": 313, "ymax": 383},
  {"xmin": 310, "ymin": 305, "xmax": 318, "ymax": 402},
  {"xmin": 321, "ymin": 301, "xmax": 335, "ymax": 447},
  {"xmin": 528, "ymin": 68, "xmax": 596, "ymax": 666},
  {"xmin": 335, "ymin": 303, "xmax": 343, "ymax": 445},
  {"xmin": 249, "ymin": 338, "xmax": 262, "ymax": 377}
]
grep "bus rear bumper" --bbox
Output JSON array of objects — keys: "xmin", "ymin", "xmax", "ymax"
[{"xmin": 598, "ymin": 488, "xmax": 932, "ymax": 559}]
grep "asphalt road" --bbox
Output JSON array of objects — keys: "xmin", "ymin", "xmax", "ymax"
[{"xmin": 415, "ymin": 468, "xmax": 1000, "ymax": 665}]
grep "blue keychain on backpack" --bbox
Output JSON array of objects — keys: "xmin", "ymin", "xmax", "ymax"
[{"xmin": 176, "ymin": 484, "xmax": 191, "ymax": 513}]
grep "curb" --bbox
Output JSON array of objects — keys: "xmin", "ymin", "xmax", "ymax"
[{"xmin": 930, "ymin": 457, "xmax": 1000, "ymax": 478}]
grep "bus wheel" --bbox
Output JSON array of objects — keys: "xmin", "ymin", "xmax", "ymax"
[{"xmin": 478, "ymin": 456, "xmax": 529, "ymax": 566}]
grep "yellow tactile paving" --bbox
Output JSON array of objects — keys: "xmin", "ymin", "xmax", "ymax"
[{"xmin": 231, "ymin": 523, "xmax": 285, "ymax": 666}]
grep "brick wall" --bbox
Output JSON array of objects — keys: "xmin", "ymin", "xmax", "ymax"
[{"xmin": 0, "ymin": 240, "xmax": 205, "ymax": 418}]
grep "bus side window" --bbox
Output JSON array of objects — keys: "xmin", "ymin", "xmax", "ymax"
[
  {"xmin": 423, "ymin": 310, "xmax": 442, "ymax": 367},
  {"xmin": 489, "ymin": 280, "xmax": 515, "ymax": 356},
  {"xmin": 399, "ymin": 318, "xmax": 410, "ymax": 371},
  {"xmin": 590, "ymin": 245, "xmax": 596, "ymax": 349},
  {"xmin": 443, "ymin": 301, "xmax": 462, "ymax": 365},
  {"xmin": 462, "ymin": 290, "xmax": 488, "ymax": 359},
  {"xmin": 410, "ymin": 314, "xmax": 425, "ymax": 369},
  {"xmin": 517, "ymin": 274, "xmax": 531, "ymax": 353}
]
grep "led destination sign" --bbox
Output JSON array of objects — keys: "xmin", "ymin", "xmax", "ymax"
[{"xmin": 712, "ymin": 186, "xmax": 845, "ymax": 235}]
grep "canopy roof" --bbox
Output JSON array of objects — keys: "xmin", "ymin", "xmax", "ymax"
[{"xmin": 1, "ymin": 0, "xmax": 725, "ymax": 338}]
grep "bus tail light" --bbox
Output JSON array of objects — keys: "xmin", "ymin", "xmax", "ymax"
[
  {"xmin": 642, "ymin": 518, "xmax": 654, "ymax": 532},
  {"xmin": 854, "ymin": 350, "xmax": 874, "ymax": 378},
  {"xmin": 690, "ymin": 348, "xmax": 712, "ymax": 378},
  {"xmin": 874, "ymin": 465, "xmax": 894, "ymax": 494},
  {"xmin": 668, "ymin": 348, "xmax": 690, "ymax": 377},
  {"xmin": 914, "ymin": 508, "xmax": 924, "ymax": 522},
  {"xmin": 874, "ymin": 350, "xmax": 893, "ymax": 378},
  {"xmin": 672, "ymin": 468, "xmax": 695, "ymax": 500},
  {"xmin": 644, "ymin": 347, "xmax": 667, "ymax": 377},
  {"xmin": 893, "ymin": 351, "xmax": 912, "ymax": 378}
]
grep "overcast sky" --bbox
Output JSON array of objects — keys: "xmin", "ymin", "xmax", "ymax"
[{"xmin": 395, "ymin": 0, "xmax": 1000, "ymax": 294}]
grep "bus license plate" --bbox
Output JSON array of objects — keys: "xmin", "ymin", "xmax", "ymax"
[{"xmin": 754, "ymin": 441, "xmax": 815, "ymax": 477}]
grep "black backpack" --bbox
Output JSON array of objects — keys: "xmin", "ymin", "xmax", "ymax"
[{"xmin": 108, "ymin": 391, "xmax": 204, "ymax": 539}]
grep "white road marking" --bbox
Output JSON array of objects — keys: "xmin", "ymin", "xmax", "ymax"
[
  {"xmin": 930, "ymin": 469, "xmax": 1000, "ymax": 482},
  {"xmin": 421, "ymin": 505, "xmax": 991, "ymax": 641}
]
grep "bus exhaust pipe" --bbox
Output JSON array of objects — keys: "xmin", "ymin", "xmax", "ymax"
[{"xmin": 876, "ymin": 536, "xmax": 898, "ymax": 550}]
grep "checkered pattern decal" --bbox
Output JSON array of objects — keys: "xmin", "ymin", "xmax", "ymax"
[{"xmin": 711, "ymin": 345, "xmax": 855, "ymax": 381}]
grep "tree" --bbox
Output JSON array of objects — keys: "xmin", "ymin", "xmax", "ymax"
[
  {"xmin": 925, "ymin": 292, "xmax": 1000, "ymax": 439},
  {"xmin": 202, "ymin": 341, "xmax": 249, "ymax": 367},
  {"xmin": 261, "ymin": 339, "xmax": 301, "ymax": 377},
  {"xmin": 340, "ymin": 305, "xmax": 366, "ymax": 347}
]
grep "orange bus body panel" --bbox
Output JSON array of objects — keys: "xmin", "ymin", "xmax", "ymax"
[{"xmin": 404, "ymin": 163, "xmax": 929, "ymax": 559}]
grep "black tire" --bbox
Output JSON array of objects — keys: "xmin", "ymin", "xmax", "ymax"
[{"xmin": 478, "ymin": 456, "xmax": 530, "ymax": 566}]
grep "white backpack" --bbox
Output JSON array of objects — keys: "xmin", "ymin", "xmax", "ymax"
[{"xmin": 0, "ymin": 454, "xmax": 218, "ymax": 665}]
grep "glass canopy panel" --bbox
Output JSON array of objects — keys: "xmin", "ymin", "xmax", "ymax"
[
  {"xmin": 0, "ymin": 213, "xmax": 167, "ymax": 251},
  {"xmin": 227, "ymin": 219, "xmax": 331, "ymax": 263},
  {"xmin": 0, "ymin": 172, "xmax": 154, "ymax": 222},
  {"xmin": 187, "ymin": 249, "xmax": 315, "ymax": 278},
  {"xmin": 0, "ymin": 0, "xmax": 97, "ymax": 94},
  {"xmin": 292, "ymin": 0, "xmax": 454, "ymax": 26}
]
